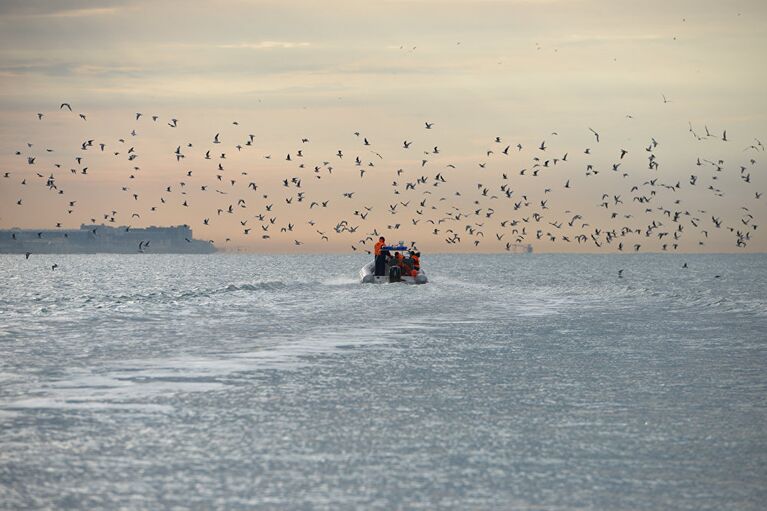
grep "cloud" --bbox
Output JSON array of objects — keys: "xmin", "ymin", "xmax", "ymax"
[
  {"xmin": 45, "ymin": 7, "xmax": 121, "ymax": 18},
  {"xmin": 72, "ymin": 64, "xmax": 145, "ymax": 76},
  {"xmin": 0, "ymin": 2, "xmax": 128, "ymax": 18},
  {"xmin": 0, "ymin": 63, "xmax": 75, "ymax": 77},
  {"xmin": 560, "ymin": 33, "xmax": 667, "ymax": 45},
  {"xmin": 216, "ymin": 41, "xmax": 311, "ymax": 50}
]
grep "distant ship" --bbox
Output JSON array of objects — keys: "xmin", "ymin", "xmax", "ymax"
[
  {"xmin": 0, "ymin": 224, "xmax": 216, "ymax": 254},
  {"xmin": 507, "ymin": 243, "xmax": 533, "ymax": 254}
]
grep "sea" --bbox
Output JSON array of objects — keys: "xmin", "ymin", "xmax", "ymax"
[{"xmin": 0, "ymin": 253, "xmax": 765, "ymax": 510}]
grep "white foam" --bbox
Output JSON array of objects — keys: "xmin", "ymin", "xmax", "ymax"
[
  {"xmin": 1, "ymin": 326, "xmax": 401, "ymax": 413},
  {"xmin": 7, "ymin": 398, "xmax": 174, "ymax": 412},
  {"xmin": 321, "ymin": 276, "xmax": 359, "ymax": 286}
]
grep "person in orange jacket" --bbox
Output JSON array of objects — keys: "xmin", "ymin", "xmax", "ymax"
[{"xmin": 394, "ymin": 251, "xmax": 412, "ymax": 275}]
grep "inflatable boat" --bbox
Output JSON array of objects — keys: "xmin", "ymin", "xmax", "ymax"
[{"xmin": 360, "ymin": 245, "xmax": 428, "ymax": 284}]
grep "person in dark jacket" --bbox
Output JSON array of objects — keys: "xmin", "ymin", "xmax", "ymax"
[{"xmin": 374, "ymin": 236, "xmax": 386, "ymax": 276}]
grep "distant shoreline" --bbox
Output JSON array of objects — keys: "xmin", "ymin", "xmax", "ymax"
[{"xmin": 0, "ymin": 224, "xmax": 216, "ymax": 254}]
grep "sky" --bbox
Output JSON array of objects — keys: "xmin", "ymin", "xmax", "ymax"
[{"xmin": 0, "ymin": 0, "xmax": 765, "ymax": 253}]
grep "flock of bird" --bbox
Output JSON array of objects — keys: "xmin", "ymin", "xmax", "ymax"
[{"xmin": 3, "ymin": 101, "xmax": 764, "ymax": 258}]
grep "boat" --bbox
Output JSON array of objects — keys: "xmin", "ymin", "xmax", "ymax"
[{"xmin": 359, "ymin": 244, "xmax": 428, "ymax": 284}]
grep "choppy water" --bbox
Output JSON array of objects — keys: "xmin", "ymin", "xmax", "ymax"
[{"xmin": 1, "ymin": 253, "xmax": 766, "ymax": 510}]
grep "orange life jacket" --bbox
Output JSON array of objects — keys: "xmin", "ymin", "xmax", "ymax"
[
  {"xmin": 374, "ymin": 241, "xmax": 384, "ymax": 256},
  {"xmin": 412, "ymin": 255, "xmax": 420, "ymax": 270}
]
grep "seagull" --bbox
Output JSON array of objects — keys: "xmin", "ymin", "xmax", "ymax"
[
  {"xmin": 588, "ymin": 127, "xmax": 600, "ymax": 143},
  {"xmin": 60, "ymin": 103, "xmax": 72, "ymax": 111}
]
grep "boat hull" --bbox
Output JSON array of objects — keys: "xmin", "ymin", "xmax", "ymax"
[{"xmin": 359, "ymin": 261, "xmax": 428, "ymax": 284}]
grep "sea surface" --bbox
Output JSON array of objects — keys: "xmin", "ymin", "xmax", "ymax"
[{"xmin": 0, "ymin": 253, "xmax": 766, "ymax": 510}]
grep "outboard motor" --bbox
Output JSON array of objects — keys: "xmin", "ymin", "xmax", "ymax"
[{"xmin": 389, "ymin": 265, "xmax": 402, "ymax": 283}]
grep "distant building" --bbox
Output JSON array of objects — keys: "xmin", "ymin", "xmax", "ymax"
[{"xmin": 0, "ymin": 224, "xmax": 216, "ymax": 254}]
